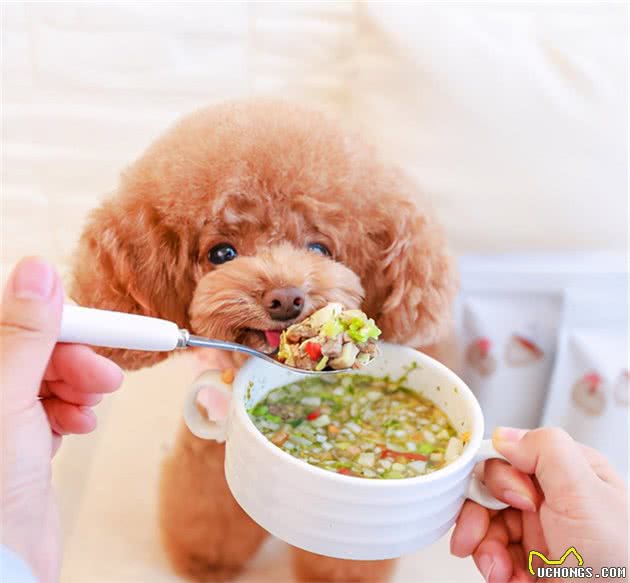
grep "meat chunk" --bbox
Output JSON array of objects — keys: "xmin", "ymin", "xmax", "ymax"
[
  {"xmin": 321, "ymin": 335, "xmax": 343, "ymax": 358},
  {"xmin": 294, "ymin": 353, "xmax": 316, "ymax": 371},
  {"xmin": 362, "ymin": 340, "xmax": 378, "ymax": 355},
  {"xmin": 286, "ymin": 324, "xmax": 317, "ymax": 343}
]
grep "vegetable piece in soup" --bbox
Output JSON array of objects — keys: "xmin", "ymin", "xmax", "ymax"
[{"xmin": 248, "ymin": 373, "xmax": 467, "ymax": 479}]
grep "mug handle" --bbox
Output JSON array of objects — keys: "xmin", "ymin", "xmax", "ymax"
[
  {"xmin": 183, "ymin": 370, "xmax": 233, "ymax": 441},
  {"xmin": 466, "ymin": 439, "xmax": 510, "ymax": 510}
]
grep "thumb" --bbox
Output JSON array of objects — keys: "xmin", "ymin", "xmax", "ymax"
[
  {"xmin": 1, "ymin": 257, "xmax": 63, "ymax": 410},
  {"xmin": 492, "ymin": 427, "xmax": 597, "ymax": 503}
]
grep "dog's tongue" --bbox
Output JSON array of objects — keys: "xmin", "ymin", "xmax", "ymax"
[{"xmin": 264, "ymin": 330, "xmax": 281, "ymax": 349}]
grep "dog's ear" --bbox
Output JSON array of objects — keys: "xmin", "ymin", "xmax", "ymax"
[
  {"xmin": 70, "ymin": 195, "xmax": 197, "ymax": 370},
  {"xmin": 354, "ymin": 183, "xmax": 457, "ymax": 350}
]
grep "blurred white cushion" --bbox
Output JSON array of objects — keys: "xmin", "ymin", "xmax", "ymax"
[
  {"xmin": 351, "ymin": 2, "xmax": 628, "ymax": 252},
  {"xmin": 2, "ymin": 3, "xmax": 626, "ymax": 274}
]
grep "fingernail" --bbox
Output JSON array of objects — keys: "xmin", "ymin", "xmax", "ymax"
[
  {"xmin": 79, "ymin": 407, "xmax": 97, "ymax": 425},
  {"xmin": 96, "ymin": 354, "xmax": 124, "ymax": 387},
  {"xmin": 89, "ymin": 393, "xmax": 104, "ymax": 406},
  {"xmin": 478, "ymin": 554, "xmax": 495, "ymax": 581},
  {"xmin": 11, "ymin": 257, "xmax": 55, "ymax": 300},
  {"xmin": 494, "ymin": 426, "xmax": 527, "ymax": 442},
  {"xmin": 502, "ymin": 489, "xmax": 536, "ymax": 512}
]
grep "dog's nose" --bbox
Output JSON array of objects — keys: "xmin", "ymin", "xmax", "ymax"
[{"xmin": 263, "ymin": 287, "xmax": 305, "ymax": 321}]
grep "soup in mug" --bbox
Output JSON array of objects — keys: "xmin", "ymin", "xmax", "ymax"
[{"xmin": 248, "ymin": 371, "xmax": 468, "ymax": 479}]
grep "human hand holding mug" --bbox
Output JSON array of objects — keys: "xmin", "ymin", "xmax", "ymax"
[{"xmin": 451, "ymin": 427, "xmax": 629, "ymax": 582}]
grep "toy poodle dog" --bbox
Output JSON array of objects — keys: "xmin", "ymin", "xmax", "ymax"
[{"xmin": 71, "ymin": 100, "xmax": 457, "ymax": 582}]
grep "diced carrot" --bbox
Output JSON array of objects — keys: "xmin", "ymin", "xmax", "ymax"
[
  {"xmin": 403, "ymin": 452, "xmax": 428, "ymax": 461},
  {"xmin": 221, "ymin": 368, "xmax": 235, "ymax": 384},
  {"xmin": 304, "ymin": 342, "xmax": 322, "ymax": 361},
  {"xmin": 381, "ymin": 449, "xmax": 428, "ymax": 461},
  {"xmin": 327, "ymin": 425, "xmax": 340, "ymax": 436},
  {"xmin": 270, "ymin": 431, "xmax": 288, "ymax": 446}
]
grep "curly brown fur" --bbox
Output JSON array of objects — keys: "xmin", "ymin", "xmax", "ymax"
[
  {"xmin": 160, "ymin": 424, "xmax": 269, "ymax": 581},
  {"xmin": 292, "ymin": 549, "xmax": 396, "ymax": 583},
  {"xmin": 71, "ymin": 100, "xmax": 457, "ymax": 582},
  {"xmin": 190, "ymin": 243, "xmax": 362, "ymax": 353}
]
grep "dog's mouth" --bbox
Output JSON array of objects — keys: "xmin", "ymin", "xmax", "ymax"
[
  {"xmin": 191, "ymin": 307, "xmax": 313, "ymax": 356},
  {"xmin": 262, "ymin": 330, "xmax": 282, "ymax": 350},
  {"xmin": 238, "ymin": 310, "xmax": 316, "ymax": 353},
  {"xmin": 234, "ymin": 304, "xmax": 320, "ymax": 354},
  {"xmin": 237, "ymin": 327, "xmax": 287, "ymax": 354}
]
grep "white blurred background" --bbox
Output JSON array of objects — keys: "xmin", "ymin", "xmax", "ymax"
[{"xmin": 1, "ymin": 2, "xmax": 627, "ymax": 582}]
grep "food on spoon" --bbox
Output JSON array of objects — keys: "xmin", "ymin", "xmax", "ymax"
[
  {"xmin": 248, "ymin": 373, "xmax": 466, "ymax": 479},
  {"xmin": 277, "ymin": 303, "xmax": 381, "ymax": 371}
]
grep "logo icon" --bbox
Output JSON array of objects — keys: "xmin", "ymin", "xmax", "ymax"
[{"xmin": 528, "ymin": 547, "xmax": 584, "ymax": 576}]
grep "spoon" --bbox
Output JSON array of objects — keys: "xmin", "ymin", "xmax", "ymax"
[{"xmin": 59, "ymin": 305, "xmax": 353, "ymax": 375}]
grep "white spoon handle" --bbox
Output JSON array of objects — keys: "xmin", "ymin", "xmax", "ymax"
[
  {"xmin": 59, "ymin": 305, "xmax": 182, "ymax": 351},
  {"xmin": 58, "ymin": 306, "xmax": 352, "ymax": 375}
]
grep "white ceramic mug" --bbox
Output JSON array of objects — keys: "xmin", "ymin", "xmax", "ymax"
[{"xmin": 183, "ymin": 343, "xmax": 510, "ymax": 560}]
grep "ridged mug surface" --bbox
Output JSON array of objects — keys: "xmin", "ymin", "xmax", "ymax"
[{"xmin": 224, "ymin": 343, "xmax": 486, "ymax": 560}]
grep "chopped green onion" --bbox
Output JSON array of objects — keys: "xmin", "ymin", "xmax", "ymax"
[
  {"xmin": 251, "ymin": 404, "xmax": 268, "ymax": 417},
  {"xmin": 315, "ymin": 355, "xmax": 329, "ymax": 371},
  {"xmin": 417, "ymin": 443, "xmax": 434, "ymax": 455}
]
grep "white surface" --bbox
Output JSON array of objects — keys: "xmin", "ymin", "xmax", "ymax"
[{"xmin": 59, "ymin": 305, "xmax": 181, "ymax": 351}]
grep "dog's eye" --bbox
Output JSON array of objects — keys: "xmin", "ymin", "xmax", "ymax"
[
  {"xmin": 208, "ymin": 243, "xmax": 238, "ymax": 265},
  {"xmin": 307, "ymin": 242, "xmax": 331, "ymax": 257}
]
